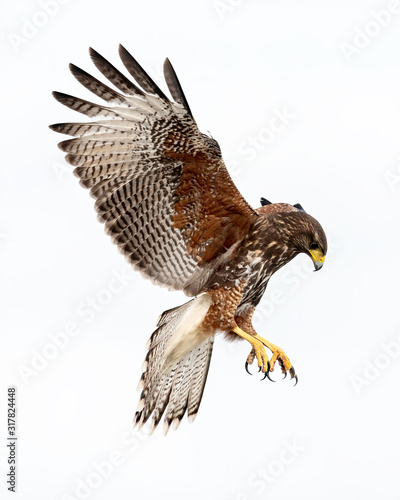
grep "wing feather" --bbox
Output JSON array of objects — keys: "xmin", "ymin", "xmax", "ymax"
[
  {"xmin": 51, "ymin": 46, "xmax": 257, "ymax": 294},
  {"xmin": 89, "ymin": 47, "xmax": 145, "ymax": 97},
  {"xmin": 118, "ymin": 44, "xmax": 169, "ymax": 101},
  {"xmin": 163, "ymin": 58, "xmax": 193, "ymax": 119},
  {"xmin": 69, "ymin": 63, "xmax": 129, "ymax": 105}
]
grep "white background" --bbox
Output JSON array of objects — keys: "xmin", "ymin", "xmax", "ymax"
[{"xmin": 2, "ymin": 1, "xmax": 400, "ymax": 499}]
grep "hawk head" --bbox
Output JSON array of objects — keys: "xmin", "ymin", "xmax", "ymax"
[
  {"xmin": 302, "ymin": 219, "xmax": 327, "ymax": 271},
  {"xmin": 283, "ymin": 210, "xmax": 327, "ymax": 271},
  {"xmin": 292, "ymin": 203, "xmax": 326, "ymax": 271},
  {"xmin": 260, "ymin": 202, "xmax": 327, "ymax": 272}
]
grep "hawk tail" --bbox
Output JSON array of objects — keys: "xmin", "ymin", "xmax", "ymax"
[{"xmin": 134, "ymin": 295, "xmax": 214, "ymax": 435}]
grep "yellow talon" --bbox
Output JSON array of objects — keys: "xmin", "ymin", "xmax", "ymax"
[
  {"xmin": 233, "ymin": 327, "xmax": 270, "ymax": 372},
  {"xmin": 233, "ymin": 326, "xmax": 296, "ymax": 382},
  {"xmin": 269, "ymin": 349, "xmax": 292, "ymax": 373},
  {"xmin": 234, "ymin": 327, "xmax": 298, "ymax": 384},
  {"xmin": 253, "ymin": 334, "xmax": 293, "ymax": 374},
  {"xmin": 246, "ymin": 348, "xmax": 256, "ymax": 367}
]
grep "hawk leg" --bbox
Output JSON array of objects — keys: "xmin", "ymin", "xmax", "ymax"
[
  {"xmin": 233, "ymin": 327, "xmax": 298, "ymax": 385},
  {"xmin": 233, "ymin": 327, "xmax": 271, "ymax": 373}
]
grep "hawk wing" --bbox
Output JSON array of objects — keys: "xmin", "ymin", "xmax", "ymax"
[{"xmin": 51, "ymin": 45, "xmax": 257, "ymax": 295}]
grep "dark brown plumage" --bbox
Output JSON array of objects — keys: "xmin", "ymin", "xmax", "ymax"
[{"xmin": 51, "ymin": 45, "xmax": 327, "ymax": 434}]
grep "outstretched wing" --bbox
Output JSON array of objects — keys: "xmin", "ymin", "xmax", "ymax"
[{"xmin": 51, "ymin": 45, "xmax": 257, "ymax": 295}]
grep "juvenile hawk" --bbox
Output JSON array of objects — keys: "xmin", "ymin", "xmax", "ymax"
[{"xmin": 51, "ymin": 45, "xmax": 327, "ymax": 434}]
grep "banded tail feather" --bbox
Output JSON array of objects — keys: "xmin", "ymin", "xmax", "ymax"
[
  {"xmin": 50, "ymin": 46, "xmax": 263, "ymax": 434},
  {"xmin": 134, "ymin": 295, "xmax": 214, "ymax": 434}
]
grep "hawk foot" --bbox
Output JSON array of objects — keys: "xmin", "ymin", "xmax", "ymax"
[
  {"xmin": 233, "ymin": 327, "xmax": 275, "ymax": 382},
  {"xmin": 234, "ymin": 327, "xmax": 298, "ymax": 386},
  {"xmin": 245, "ymin": 348, "xmax": 274, "ymax": 382},
  {"xmin": 267, "ymin": 346, "xmax": 298, "ymax": 385}
]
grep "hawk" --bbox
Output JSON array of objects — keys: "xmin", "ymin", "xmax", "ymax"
[{"xmin": 50, "ymin": 45, "xmax": 327, "ymax": 435}]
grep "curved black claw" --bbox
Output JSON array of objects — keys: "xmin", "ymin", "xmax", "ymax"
[
  {"xmin": 261, "ymin": 362, "xmax": 275, "ymax": 382},
  {"xmin": 245, "ymin": 361, "xmax": 253, "ymax": 375},
  {"xmin": 258, "ymin": 366, "xmax": 262, "ymax": 373},
  {"xmin": 283, "ymin": 372, "xmax": 287, "ymax": 380},
  {"xmin": 289, "ymin": 366, "xmax": 298, "ymax": 386}
]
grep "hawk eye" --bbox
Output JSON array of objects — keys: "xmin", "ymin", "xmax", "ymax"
[{"xmin": 310, "ymin": 243, "xmax": 319, "ymax": 250}]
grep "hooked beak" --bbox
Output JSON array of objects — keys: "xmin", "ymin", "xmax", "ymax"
[{"xmin": 309, "ymin": 249, "xmax": 325, "ymax": 272}]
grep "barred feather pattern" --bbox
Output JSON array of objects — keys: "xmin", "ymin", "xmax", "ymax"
[
  {"xmin": 51, "ymin": 45, "xmax": 259, "ymax": 433},
  {"xmin": 51, "ymin": 45, "xmax": 257, "ymax": 294},
  {"xmin": 134, "ymin": 300, "xmax": 214, "ymax": 434}
]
